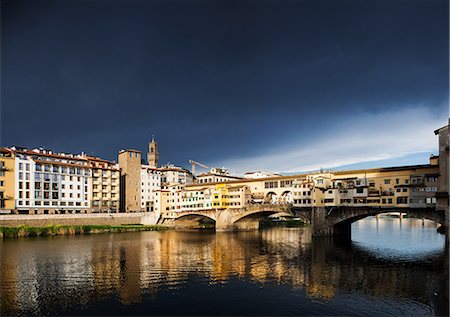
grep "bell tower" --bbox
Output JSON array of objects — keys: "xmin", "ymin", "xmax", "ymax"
[{"xmin": 147, "ymin": 135, "xmax": 159, "ymax": 167}]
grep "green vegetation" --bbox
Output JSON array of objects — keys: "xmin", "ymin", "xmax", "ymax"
[
  {"xmin": 0, "ymin": 224, "xmax": 168, "ymax": 238},
  {"xmin": 260, "ymin": 218, "xmax": 308, "ymax": 228}
]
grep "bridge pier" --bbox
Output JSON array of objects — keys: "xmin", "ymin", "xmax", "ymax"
[
  {"xmin": 311, "ymin": 207, "xmax": 334, "ymax": 236},
  {"xmin": 311, "ymin": 207, "xmax": 351, "ymax": 238}
]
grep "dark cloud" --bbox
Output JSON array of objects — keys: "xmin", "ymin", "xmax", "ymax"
[{"xmin": 1, "ymin": 0, "xmax": 448, "ymax": 169}]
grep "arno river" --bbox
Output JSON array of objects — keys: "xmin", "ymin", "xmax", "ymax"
[{"xmin": 0, "ymin": 218, "xmax": 447, "ymax": 316}]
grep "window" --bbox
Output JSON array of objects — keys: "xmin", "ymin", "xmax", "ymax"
[
  {"xmin": 356, "ymin": 188, "xmax": 364, "ymax": 194},
  {"xmin": 19, "ymin": 162, "xmax": 23, "ymax": 170},
  {"xmin": 0, "ymin": 181, "xmax": 3, "ymax": 187},
  {"xmin": 396, "ymin": 197, "xmax": 407, "ymax": 204},
  {"xmin": 384, "ymin": 179, "xmax": 390, "ymax": 184},
  {"xmin": 18, "ymin": 172, "xmax": 23, "ymax": 180},
  {"xmin": 36, "ymin": 164, "xmax": 42, "ymax": 171},
  {"xmin": 402, "ymin": 188, "xmax": 407, "ymax": 192},
  {"xmin": 264, "ymin": 181, "xmax": 278, "ymax": 189}
]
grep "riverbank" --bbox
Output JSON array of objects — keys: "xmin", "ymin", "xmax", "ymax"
[{"xmin": 0, "ymin": 224, "xmax": 168, "ymax": 238}]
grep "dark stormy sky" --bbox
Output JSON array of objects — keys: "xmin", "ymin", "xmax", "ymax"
[{"xmin": 1, "ymin": 0, "xmax": 448, "ymax": 174}]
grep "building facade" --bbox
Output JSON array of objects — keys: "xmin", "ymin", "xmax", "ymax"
[{"xmin": 88, "ymin": 156, "xmax": 120, "ymax": 213}]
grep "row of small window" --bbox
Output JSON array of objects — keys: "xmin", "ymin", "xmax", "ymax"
[
  {"xmin": 93, "ymin": 177, "xmax": 117, "ymax": 183},
  {"xmin": 293, "ymin": 199, "xmax": 312, "ymax": 204},
  {"xmin": 93, "ymin": 185, "xmax": 117, "ymax": 191},
  {"xmin": 141, "ymin": 199, "xmax": 159, "ymax": 204},
  {"xmin": 265, "ymin": 181, "xmax": 278, "ymax": 189},
  {"xmin": 409, "ymin": 197, "xmax": 437, "ymax": 204},
  {"xmin": 92, "ymin": 201, "xmax": 118, "ymax": 207},
  {"xmin": 142, "ymin": 175, "xmax": 160, "ymax": 180},
  {"xmin": 294, "ymin": 191, "xmax": 311, "ymax": 196},
  {"xmin": 142, "ymin": 182, "xmax": 158, "ymax": 187},
  {"xmin": 223, "ymin": 202, "xmax": 241, "ymax": 206},
  {"xmin": 411, "ymin": 187, "xmax": 437, "ymax": 192},
  {"xmin": 34, "ymin": 164, "xmax": 90, "ymax": 175},
  {"xmin": 34, "ymin": 173, "xmax": 88, "ymax": 183},
  {"xmin": 19, "ymin": 190, "xmax": 88, "ymax": 200},
  {"xmin": 383, "ymin": 179, "xmax": 409, "ymax": 185},
  {"xmin": 324, "ymin": 197, "xmax": 409, "ymax": 204},
  {"xmin": 293, "ymin": 184, "xmax": 311, "ymax": 188},
  {"xmin": 93, "ymin": 170, "xmax": 117, "ymax": 177},
  {"xmin": 17, "ymin": 201, "xmax": 88, "ymax": 206},
  {"xmin": 222, "ymin": 194, "xmax": 241, "ymax": 199},
  {"xmin": 93, "ymin": 193, "xmax": 116, "ymax": 198}
]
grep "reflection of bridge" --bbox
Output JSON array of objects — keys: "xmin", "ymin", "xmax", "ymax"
[
  {"xmin": 160, "ymin": 204, "xmax": 292, "ymax": 231},
  {"xmin": 161, "ymin": 204, "xmax": 447, "ymax": 236},
  {"xmin": 311, "ymin": 206, "xmax": 446, "ymax": 237}
]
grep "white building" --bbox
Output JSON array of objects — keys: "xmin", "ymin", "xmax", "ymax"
[
  {"xmin": 141, "ymin": 165, "xmax": 161, "ymax": 213},
  {"xmin": 13, "ymin": 147, "xmax": 92, "ymax": 214},
  {"xmin": 195, "ymin": 167, "xmax": 242, "ymax": 184},
  {"xmin": 160, "ymin": 164, "xmax": 193, "ymax": 185},
  {"xmin": 243, "ymin": 171, "xmax": 280, "ymax": 179}
]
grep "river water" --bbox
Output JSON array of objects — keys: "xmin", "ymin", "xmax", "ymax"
[{"xmin": 0, "ymin": 218, "xmax": 447, "ymax": 316}]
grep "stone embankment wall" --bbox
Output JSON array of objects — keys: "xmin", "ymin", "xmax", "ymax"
[{"xmin": 0, "ymin": 213, "xmax": 154, "ymax": 227}]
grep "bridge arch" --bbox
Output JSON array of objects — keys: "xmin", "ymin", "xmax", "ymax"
[
  {"xmin": 319, "ymin": 207, "xmax": 446, "ymax": 237},
  {"xmin": 172, "ymin": 213, "xmax": 216, "ymax": 229}
]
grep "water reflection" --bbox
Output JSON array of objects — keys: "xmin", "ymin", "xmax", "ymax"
[{"xmin": 0, "ymin": 219, "xmax": 446, "ymax": 316}]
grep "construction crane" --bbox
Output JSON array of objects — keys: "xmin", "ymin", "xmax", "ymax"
[{"xmin": 189, "ymin": 160, "xmax": 209, "ymax": 175}]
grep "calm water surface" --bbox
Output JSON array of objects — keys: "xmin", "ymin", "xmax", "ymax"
[{"xmin": 0, "ymin": 218, "xmax": 447, "ymax": 316}]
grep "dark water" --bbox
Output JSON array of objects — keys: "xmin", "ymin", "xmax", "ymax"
[{"xmin": 0, "ymin": 218, "xmax": 447, "ymax": 316}]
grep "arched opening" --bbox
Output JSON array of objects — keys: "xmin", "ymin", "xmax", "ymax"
[
  {"xmin": 280, "ymin": 191, "xmax": 294, "ymax": 204},
  {"xmin": 265, "ymin": 192, "xmax": 278, "ymax": 204},
  {"xmin": 173, "ymin": 214, "xmax": 216, "ymax": 229}
]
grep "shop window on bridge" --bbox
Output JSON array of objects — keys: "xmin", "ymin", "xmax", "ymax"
[{"xmin": 396, "ymin": 197, "xmax": 408, "ymax": 204}]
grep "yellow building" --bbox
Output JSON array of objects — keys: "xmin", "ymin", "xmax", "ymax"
[
  {"xmin": 87, "ymin": 156, "xmax": 120, "ymax": 212},
  {"xmin": 0, "ymin": 148, "xmax": 15, "ymax": 211}
]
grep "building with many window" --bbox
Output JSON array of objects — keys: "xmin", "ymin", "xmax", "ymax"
[{"xmin": 88, "ymin": 156, "xmax": 120, "ymax": 213}]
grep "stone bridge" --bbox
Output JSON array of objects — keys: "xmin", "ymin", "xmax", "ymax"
[
  {"xmin": 161, "ymin": 204, "xmax": 293, "ymax": 231},
  {"xmin": 311, "ymin": 206, "xmax": 447, "ymax": 237}
]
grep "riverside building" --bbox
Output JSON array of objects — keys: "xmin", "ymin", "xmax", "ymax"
[{"xmin": 0, "ymin": 147, "xmax": 121, "ymax": 214}]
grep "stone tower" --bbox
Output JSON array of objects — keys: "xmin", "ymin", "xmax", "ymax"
[
  {"xmin": 147, "ymin": 136, "xmax": 159, "ymax": 168},
  {"xmin": 118, "ymin": 149, "xmax": 142, "ymax": 212}
]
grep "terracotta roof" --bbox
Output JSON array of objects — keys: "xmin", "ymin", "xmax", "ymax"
[{"xmin": 14, "ymin": 149, "xmax": 87, "ymax": 161}]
